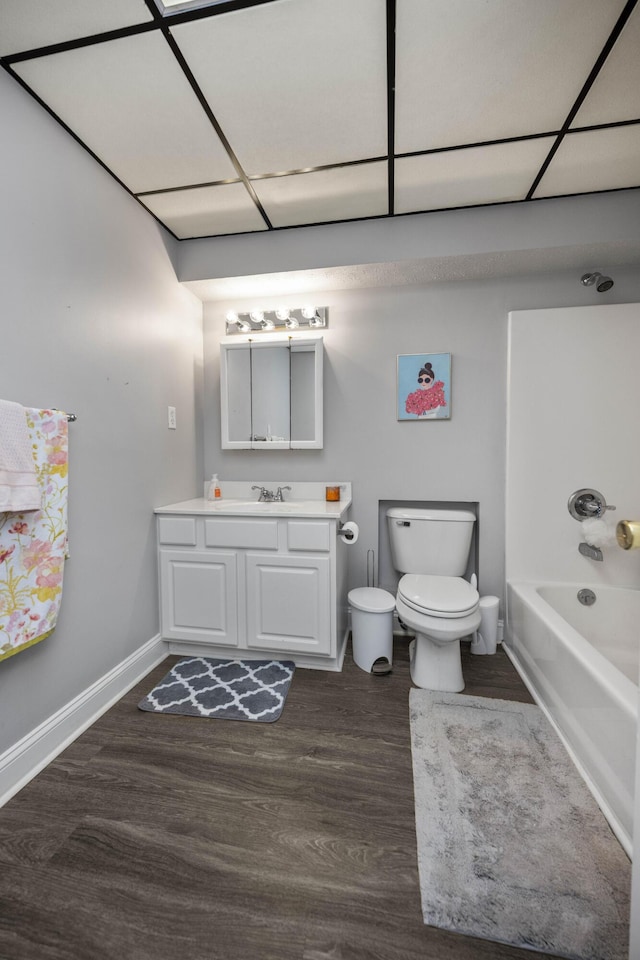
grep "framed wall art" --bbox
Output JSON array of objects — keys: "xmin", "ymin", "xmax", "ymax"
[{"xmin": 397, "ymin": 352, "xmax": 451, "ymax": 420}]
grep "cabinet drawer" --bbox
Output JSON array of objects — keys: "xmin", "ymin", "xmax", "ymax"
[
  {"xmin": 158, "ymin": 516, "xmax": 197, "ymax": 546},
  {"xmin": 286, "ymin": 520, "xmax": 331, "ymax": 552},
  {"xmin": 205, "ymin": 518, "xmax": 278, "ymax": 549}
]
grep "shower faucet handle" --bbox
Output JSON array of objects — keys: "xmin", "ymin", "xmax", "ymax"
[{"xmin": 568, "ymin": 488, "xmax": 615, "ymax": 520}]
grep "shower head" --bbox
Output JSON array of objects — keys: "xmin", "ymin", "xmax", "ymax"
[{"xmin": 581, "ymin": 272, "xmax": 614, "ymax": 292}]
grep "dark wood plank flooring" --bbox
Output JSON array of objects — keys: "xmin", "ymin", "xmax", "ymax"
[{"xmin": 0, "ymin": 639, "xmax": 572, "ymax": 960}]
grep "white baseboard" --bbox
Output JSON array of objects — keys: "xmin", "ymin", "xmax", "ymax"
[{"xmin": 0, "ymin": 635, "xmax": 168, "ymax": 809}]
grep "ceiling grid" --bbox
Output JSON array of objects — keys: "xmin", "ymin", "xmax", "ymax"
[{"xmin": 1, "ymin": 0, "xmax": 638, "ymax": 241}]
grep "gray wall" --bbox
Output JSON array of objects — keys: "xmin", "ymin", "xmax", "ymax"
[
  {"xmin": 0, "ymin": 71, "xmax": 203, "ymax": 753},
  {"xmin": 202, "ymin": 268, "xmax": 640, "ymax": 607}
]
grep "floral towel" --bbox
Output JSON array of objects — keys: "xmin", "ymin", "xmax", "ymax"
[
  {"xmin": 0, "ymin": 400, "xmax": 41, "ymax": 512},
  {"xmin": 0, "ymin": 409, "xmax": 69, "ymax": 663}
]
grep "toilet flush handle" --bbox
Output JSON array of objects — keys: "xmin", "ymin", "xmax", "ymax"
[{"xmin": 396, "ymin": 520, "xmax": 410, "ymax": 527}]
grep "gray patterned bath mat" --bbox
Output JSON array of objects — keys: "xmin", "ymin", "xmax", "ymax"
[
  {"xmin": 410, "ymin": 690, "xmax": 630, "ymax": 960},
  {"xmin": 138, "ymin": 657, "xmax": 295, "ymax": 722}
]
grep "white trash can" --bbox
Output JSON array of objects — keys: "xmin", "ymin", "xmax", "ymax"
[
  {"xmin": 470, "ymin": 595, "xmax": 500, "ymax": 655},
  {"xmin": 348, "ymin": 587, "xmax": 396, "ymax": 673}
]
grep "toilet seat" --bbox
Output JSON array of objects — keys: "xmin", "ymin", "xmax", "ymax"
[{"xmin": 398, "ymin": 574, "xmax": 479, "ymax": 619}]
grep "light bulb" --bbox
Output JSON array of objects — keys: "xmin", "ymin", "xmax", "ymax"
[
  {"xmin": 309, "ymin": 314, "xmax": 324, "ymax": 327},
  {"xmin": 275, "ymin": 308, "xmax": 290, "ymax": 321},
  {"xmin": 261, "ymin": 317, "xmax": 275, "ymax": 331},
  {"xmin": 225, "ymin": 310, "xmax": 239, "ymax": 325},
  {"xmin": 237, "ymin": 319, "xmax": 251, "ymax": 333},
  {"xmin": 285, "ymin": 316, "xmax": 299, "ymax": 329},
  {"xmin": 250, "ymin": 310, "xmax": 264, "ymax": 324},
  {"xmin": 301, "ymin": 305, "xmax": 316, "ymax": 320}
]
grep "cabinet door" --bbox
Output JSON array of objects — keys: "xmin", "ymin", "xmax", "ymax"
[
  {"xmin": 245, "ymin": 553, "xmax": 331, "ymax": 655},
  {"xmin": 160, "ymin": 549, "xmax": 238, "ymax": 646}
]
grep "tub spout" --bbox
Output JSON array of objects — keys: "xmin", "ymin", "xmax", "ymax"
[{"xmin": 579, "ymin": 541, "xmax": 603, "ymax": 561}]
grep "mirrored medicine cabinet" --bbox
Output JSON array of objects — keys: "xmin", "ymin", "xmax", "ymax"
[{"xmin": 220, "ymin": 335, "xmax": 323, "ymax": 449}]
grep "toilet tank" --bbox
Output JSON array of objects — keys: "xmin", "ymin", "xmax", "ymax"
[{"xmin": 386, "ymin": 508, "xmax": 476, "ymax": 576}]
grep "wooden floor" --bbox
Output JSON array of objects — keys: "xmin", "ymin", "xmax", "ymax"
[{"xmin": 0, "ymin": 639, "xmax": 569, "ymax": 960}]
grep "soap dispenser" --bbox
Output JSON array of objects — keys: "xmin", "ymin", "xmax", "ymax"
[{"xmin": 207, "ymin": 474, "xmax": 221, "ymax": 500}]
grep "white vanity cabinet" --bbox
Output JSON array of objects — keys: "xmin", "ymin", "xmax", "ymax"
[{"xmin": 156, "ymin": 501, "xmax": 350, "ymax": 670}]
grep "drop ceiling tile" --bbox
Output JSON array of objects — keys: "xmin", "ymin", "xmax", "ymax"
[
  {"xmin": 171, "ymin": 0, "xmax": 388, "ymax": 175},
  {"xmin": 571, "ymin": 7, "xmax": 640, "ymax": 128},
  {"xmin": 395, "ymin": 0, "xmax": 626, "ymax": 154},
  {"xmin": 252, "ymin": 162, "xmax": 388, "ymax": 228},
  {"xmin": 395, "ymin": 138, "xmax": 555, "ymax": 214},
  {"xmin": 0, "ymin": 0, "xmax": 153, "ymax": 57},
  {"xmin": 13, "ymin": 31, "xmax": 238, "ymax": 193},
  {"xmin": 533, "ymin": 125, "xmax": 640, "ymax": 199},
  {"xmin": 140, "ymin": 182, "xmax": 268, "ymax": 239}
]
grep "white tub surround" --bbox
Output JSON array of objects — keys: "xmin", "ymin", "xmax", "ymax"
[
  {"xmin": 505, "ymin": 581, "xmax": 637, "ymax": 856},
  {"xmin": 506, "ymin": 304, "xmax": 640, "ymax": 589},
  {"xmin": 155, "ymin": 483, "xmax": 352, "ymax": 671}
]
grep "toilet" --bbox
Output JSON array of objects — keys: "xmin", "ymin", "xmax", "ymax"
[{"xmin": 386, "ymin": 507, "xmax": 480, "ymax": 692}]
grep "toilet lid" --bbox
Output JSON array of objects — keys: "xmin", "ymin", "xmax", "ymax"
[{"xmin": 398, "ymin": 575, "xmax": 479, "ymax": 617}]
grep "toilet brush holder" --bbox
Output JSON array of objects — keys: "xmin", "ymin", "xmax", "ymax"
[{"xmin": 470, "ymin": 595, "xmax": 499, "ymax": 655}]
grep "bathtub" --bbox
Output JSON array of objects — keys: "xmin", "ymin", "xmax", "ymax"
[{"xmin": 505, "ymin": 580, "xmax": 638, "ymax": 857}]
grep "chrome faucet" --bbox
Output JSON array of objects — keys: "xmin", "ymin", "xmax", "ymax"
[
  {"xmin": 251, "ymin": 485, "xmax": 274, "ymax": 502},
  {"xmin": 579, "ymin": 542, "xmax": 603, "ymax": 561},
  {"xmin": 251, "ymin": 485, "xmax": 292, "ymax": 502},
  {"xmin": 568, "ymin": 488, "xmax": 616, "ymax": 520}
]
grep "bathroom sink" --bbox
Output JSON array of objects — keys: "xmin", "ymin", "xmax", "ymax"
[
  {"xmin": 208, "ymin": 499, "xmax": 283, "ymax": 512},
  {"xmin": 205, "ymin": 499, "xmax": 337, "ymax": 516}
]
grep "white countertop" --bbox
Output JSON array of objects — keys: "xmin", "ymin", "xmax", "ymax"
[{"xmin": 155, "ymin": 481, "xmax": 352, "ymax": 520}]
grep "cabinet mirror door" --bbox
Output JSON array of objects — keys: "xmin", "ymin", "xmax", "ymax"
[{"xmin": 221, "ymin": 336, "xmax": 323, "ymax": 450}]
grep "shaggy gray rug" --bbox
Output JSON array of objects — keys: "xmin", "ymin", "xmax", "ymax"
[
  {"xmin": 409, "ymin": 690, "xmax": 630, "ymax": 959},
  {"xmin": 138, "ymin": 657, "xmax": 294, "ymax": 722}
]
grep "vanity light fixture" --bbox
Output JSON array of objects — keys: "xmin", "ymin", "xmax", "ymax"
[
  {"xmin": 302, "ymin": 305, "xmax": 325, "ymax": 327},
  {"xmin": 276, "ymin": 308, "xmax": 300, "ymax": 330},
  {"xmin": 225, "ymin": 311, "xmax": 251, "ymax": 333},
  {"xmin": 225, "ymin": 307, "xmax": 328, "ymax": 335}
]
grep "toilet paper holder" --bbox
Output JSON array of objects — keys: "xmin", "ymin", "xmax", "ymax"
[
  {"xmin": 568, "ymin": 488, "xmax": 616, "ymax": 521},
  {"xmin": 338, "ymin": 523, "xmax": 357, "ymax": 541}
]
